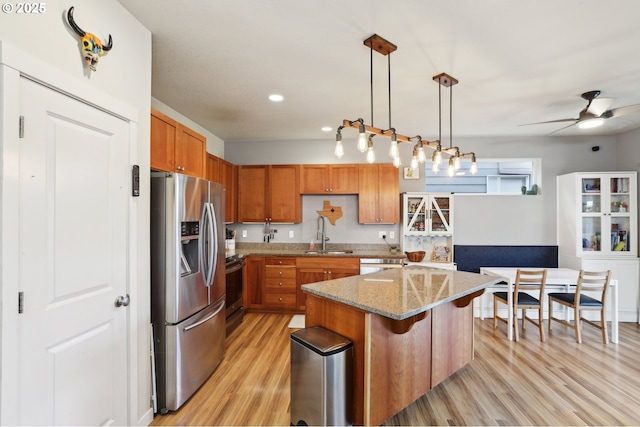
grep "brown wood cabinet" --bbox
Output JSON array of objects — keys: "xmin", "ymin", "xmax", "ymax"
[
  {"xmin": 237, "ymin": 165, "xmax": 301, "ymax": 223},
  {"xmin": 151, "ymin": 108, "xmax": 206, "ymax": 178},
  {"xmin": 264, "ymin": 257, "xmax": 297, "ymax": 311},
  {"xmin": 358, "ymin": 163, "xmax": 400, "ymax": 224},
  {"xmin": 220, "ymin": 159, "xmax": 237, "ymax": 223},
  {"xmin": 244, "ymin": 256, "xmax": 265, "ymax": 310},
  {"xmin": 296, "ymin": 257, "xmax": 359, "ymax": 310},
  {"xmin": 300, "ymin": 164, "xmax": 359, "ymax": 194},
  {"xmin": 207, "ymin": 153, "xmax": 237, "ymax": 223},
  {"xmin": 206, "ymin": 153, "xmax": 220, "ymax": 182}
]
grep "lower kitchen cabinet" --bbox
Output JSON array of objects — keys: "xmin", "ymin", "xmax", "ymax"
[
  {"xmin": 245, "ymin": 256, "xmax": 361, "ymax": 313},
  {"xmin": 296, "ymin": 257, "xmax": 360, "ymax": 310},
  {"xmin": 244, "ymin": 256, "xmax": 265, "ymax": 310},
  {"xmin": 264, "ymin": 257, "xmax": 297, "ymax": 311}
]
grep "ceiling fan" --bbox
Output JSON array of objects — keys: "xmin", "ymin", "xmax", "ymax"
[{"xmin": 520, "ymin": 90, "xmax": 640, "ymax": 133}]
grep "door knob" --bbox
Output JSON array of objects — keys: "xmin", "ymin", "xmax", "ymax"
[{"xmin": 115, "ymin": 294, "xmax": 130, "ymax": 307}]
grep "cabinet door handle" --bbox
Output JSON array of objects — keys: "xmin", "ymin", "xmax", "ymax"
[
  {"xmin": 279, "ymin": 282, "xmax": 283, "ymax": 287},
  {"xmin": 278, "ymin": 297, "xmax": 283, "ymax": 302}
]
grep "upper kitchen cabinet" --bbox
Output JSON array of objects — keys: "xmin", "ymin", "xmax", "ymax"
[
  {"xmin": 207, "ymin": 153, "xmax": 221, "ymax": 183},
  {"xmin": 220, "ymin": 159, "xmax": 237, "ymax": 223},
  {"xmin": 358, "ymin": 164, "xmax": 399, "ymax": 224},
  {"xmin": 207, "ymin": 154, "xmax": 237, "ymax": 222},
  {"xmin": 300, "ymin": 164, "xmax": 359, "ymax": 194},
  {"xmin": 151, "ymin": 108, "xmax": 206, "ymax": 178},
  {"xmin": 237, "ymin": 165, "xmax": 301, "ymax": 223}
]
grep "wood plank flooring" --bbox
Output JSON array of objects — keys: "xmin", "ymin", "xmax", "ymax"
[{"xmin": 151, "ymin": 313, "xmax": 640, "ymax": 426}]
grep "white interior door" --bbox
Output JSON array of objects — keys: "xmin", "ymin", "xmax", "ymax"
[{"xmin": 17, "ymin": 76, "xmax": 130, "ymax": 425}]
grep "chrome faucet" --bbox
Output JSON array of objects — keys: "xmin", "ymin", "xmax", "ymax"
[{"xmin": 316, "ymin": 215, "xmax": 329, "ymax": 251}]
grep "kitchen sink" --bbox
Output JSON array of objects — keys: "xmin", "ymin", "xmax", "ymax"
[{"xmin": 305, "ymin": 250, "xmax": 354, "ymax": 255}]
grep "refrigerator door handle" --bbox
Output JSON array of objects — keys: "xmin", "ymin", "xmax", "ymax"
[
  {"xmin": 208, "ymin": 202, "xmax": 219, "ymax": 287},
  {"xmin": 183, "ymin": 300, "xmax": 225, "ymax": 332},
  {"xmin": 199, "ymin": 202, "xmax": 215, "ymax": 288}
]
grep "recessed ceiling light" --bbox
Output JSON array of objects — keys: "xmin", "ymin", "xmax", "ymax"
[
  {"xmin": 268, "ymin": 94, "xmax": 284, "ymax": 102},
  {"xmin": 321, "ymin": 126, "xmax": 332, "ymax": 132}
]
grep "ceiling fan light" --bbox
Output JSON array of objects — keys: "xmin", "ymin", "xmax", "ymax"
[{"xmin": 577, "ymin": 118, "xmax": 605, "ymax": 129}]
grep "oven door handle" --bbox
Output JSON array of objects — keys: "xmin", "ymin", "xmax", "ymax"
[{"xmin": 226, "ymin": 261, "xmax": 245, "ymax": 274}]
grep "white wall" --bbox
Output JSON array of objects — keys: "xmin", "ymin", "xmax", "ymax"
[
  {"xmin": 1, "ymin": 1, "xmax": 152, "ymax": 424},
  {"xmin": 225, "ymin": 134, "xmax": 618, "ymax": 246},
  {"xmin": 152, "ymin": 97, "xmax": 225, "ymax": 157}
]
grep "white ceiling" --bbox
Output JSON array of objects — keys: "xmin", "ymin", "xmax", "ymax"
[{"xmin": 117, "ymin": 0, "xmax": 640, "ymax": 143}]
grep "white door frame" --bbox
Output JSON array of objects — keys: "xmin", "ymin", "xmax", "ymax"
[{"xmin": 0, "ymin": 41, "xmax": 143, "ymax": 426}]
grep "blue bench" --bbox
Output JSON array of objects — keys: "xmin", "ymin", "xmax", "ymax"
[{"xmin": 453, "ymin": 245, "xmax": 558, "ymax": 273}]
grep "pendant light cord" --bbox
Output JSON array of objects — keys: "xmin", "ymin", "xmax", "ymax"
[
  {"xmin": 450, "ymin": 83, "xmax": 453, "ymax": 149},
  {"xmin": 388, "ymin": 54, "xmax": 392, "ymax": 129},
  {"xmin": 370, "ymin": 45, "xmax": 374, "ymax": 126},
  {"xmin": 438, "ymin": 81, "xmax": 442, "ymax": 144}
]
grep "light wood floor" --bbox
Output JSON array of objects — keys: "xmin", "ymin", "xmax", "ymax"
[{"xmin": 151, "ymin": 312, "xmax": 640, "ymax": 426}]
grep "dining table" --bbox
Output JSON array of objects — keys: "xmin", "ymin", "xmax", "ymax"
[{"xmin": 479, "ymin": 267, "xmax": 618, "ymax": 343}]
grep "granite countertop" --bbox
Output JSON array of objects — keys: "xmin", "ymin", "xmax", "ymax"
[
  {"xmin": 302, "ymin": 265, "xmax": 503, "ymax": 320},
  {"xmin": 233, "ymin": 243, "xmax": 405, "ymax": 259}
]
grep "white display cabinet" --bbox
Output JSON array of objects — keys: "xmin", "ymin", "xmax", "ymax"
[
  {"xmin": 401, "ymin": 193, "xmax": 455, "ymax": 269},
  {"xmin": 557, "ymin": 172, "xmax": 639, "ymax": 322}
]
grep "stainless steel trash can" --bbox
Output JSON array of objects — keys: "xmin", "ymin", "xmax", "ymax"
[{"xmin": 290, "ymin": 326, "xmax": 353, "ymax": 426}]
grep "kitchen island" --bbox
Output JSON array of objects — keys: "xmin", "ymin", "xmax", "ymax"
[{"xmin": 302, "ymin": 265, "xmax": 502, "ymax": 426}]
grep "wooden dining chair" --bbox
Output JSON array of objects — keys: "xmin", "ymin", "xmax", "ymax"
[
  {"xmin": 493, "ymin": 269, "xmax": 547, "ymax": 341},
  {"xmin": 548, "ymin": 269, "xmax": 611, "ymax": 344}
]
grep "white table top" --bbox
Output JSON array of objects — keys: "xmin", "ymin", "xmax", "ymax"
[{"xmin": 480, "ymin": 267, "xmax": 579, "ymax": 285}]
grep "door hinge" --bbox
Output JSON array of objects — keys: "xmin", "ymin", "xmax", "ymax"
[
  {"xmin": 18, "ymin": 291, "xmax": 24, "ymax": 314},
  {"xmin": 19, "ymin": 116, "xmax": 24, "ymax": 138}
]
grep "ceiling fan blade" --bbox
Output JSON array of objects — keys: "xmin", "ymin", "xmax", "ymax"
[
  {"xmin": 587, "ymin": 97, "xmax": 615, "ymax": 116},
  {"xmin": 518, "ymin": 118, "xmax": 577, "ymax": 126},
  {"xmin": 548, "ymin": 122, "xmax": 579, "ymax": 135},
  {"xmin": 604, "ymin": 104, "xmax": 640, "ymax": 119}
]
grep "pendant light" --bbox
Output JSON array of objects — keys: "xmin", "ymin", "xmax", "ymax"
[{"xmin": 335, "ymin": 34, "xmax": 479, "ymax": 175}]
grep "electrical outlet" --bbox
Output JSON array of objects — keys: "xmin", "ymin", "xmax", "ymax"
[
  {"xmin": 289, "ymin": 230, "xmax": 294, "ymax": 238},
  {"xmin": 242, "ymin": 230, "xmax": 247, "ymax": 238},
  {"xmin": 389, "ymin": 231, "xmax": 395, "ymax": 239},
  {"xmin": 379, "ymin": 231, "xmax": 386, "ymax": 239}
]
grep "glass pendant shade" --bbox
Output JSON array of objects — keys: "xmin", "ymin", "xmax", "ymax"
[
  {"xmin": 389, "ymin": 140, "xmax": 399, "ymax": 158},
  {"xmin": 410, "ymin": 155, "xmax": 418, "ymax": 170},
  {"xmin": 393, "ymin": 155, "xmax": 401, "ymax": 168},
  {"xmin": 334, "ymin": 140, "xmax": 344, "ymax": 158},
  {"xmin": 357, "ymin": 132, "xmax": 368, "ymax": 152},
  {"xmin": 470, "ymin": 160, "xmax": 478, "ymax": 174},
  {"xmin": 366, "ymin": 146, "xmax": 375, "ymax": 163},
  {"xmin": 417, "ymin": 145, "xmax": 426, "ymax": 163}
]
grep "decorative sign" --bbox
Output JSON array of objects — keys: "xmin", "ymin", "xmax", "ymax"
[{"xmin": 317, "ymin": 200, "xmax": 343, "ymax": 225}]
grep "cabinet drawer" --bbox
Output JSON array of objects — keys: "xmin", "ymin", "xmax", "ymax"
[
  {"xmin": 265, "ymin": 266, "xmax": 297, "ymax": 280},
  {"xmin": 265, "ymin": 277, "xmax": 296, "ymax": 291},
  {"xmin": 265, "ymin": 257, "xmax": 296, "ymax": 266},
  {"xmin": 296, "ymin": 256, "xmax": 360, "ymax": 269},
  {"xmin": 264, "ymin": 293, "xmax": 297, "ymax": 309}
]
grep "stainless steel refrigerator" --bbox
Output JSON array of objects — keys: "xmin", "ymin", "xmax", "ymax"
[{"xmin": 150, "ymin": 172, "xmax": 226, "ymax": 413}]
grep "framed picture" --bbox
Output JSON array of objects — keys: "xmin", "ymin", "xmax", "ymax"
[{"xmin": 403, "ymin": 166, "xmax": 419, "ymax": 180}]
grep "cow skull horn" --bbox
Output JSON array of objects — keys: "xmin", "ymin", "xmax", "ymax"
[
  {"xmin": 102, "ymin": 35, "xmax": 113, "ymax": 52},
  {"xmin": 67, "ymin": 7, "xmax": 86, "ymax": 37}
]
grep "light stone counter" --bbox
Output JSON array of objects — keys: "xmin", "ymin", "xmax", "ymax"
[{"xmin": 302, "ymin": 265, "xmax": 503, "ymax": 320}]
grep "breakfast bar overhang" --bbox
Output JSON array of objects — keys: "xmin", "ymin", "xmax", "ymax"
[{"xmin": 302, "ymin": 266, "xmax": 503, "ymax": 426}]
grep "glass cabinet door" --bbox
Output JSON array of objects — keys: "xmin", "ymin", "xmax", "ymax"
[
  {"xmin": 580, "ymin": 175, "xmax": 632, "ymax": 254},
  {"xmin": 429, "ymin": 196, "xmax": 452, "ymax": 234}
]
